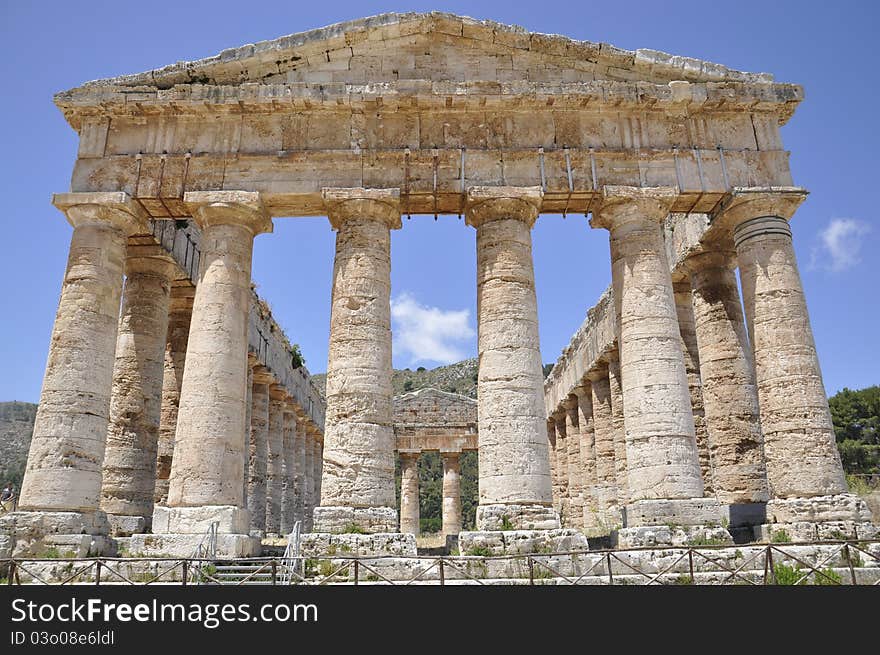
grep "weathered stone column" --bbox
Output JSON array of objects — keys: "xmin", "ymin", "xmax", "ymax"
[
  {"xmin": 592, "ymin": 186, "xmax": 723, "ymax": 541},
  {"xmin": 9, "ymin": 193, "xmax": 146, "ymax": 557},
  {"xmin": 573, "ymin": 384, "xmax": 600, "ymax": 531},
  {"xmin": 607, "ymin": 352, "xmax": 628, "ymax": 506},
  {"xmin": 280, "ymin": 405, "xmax": 297, "ymax": 535},
  {"xmin": 302, "ymin": 427, "xmax": 314, "ymax": 531},
  {"xmin": 313, "ymin": 188, "xmax": 401, "ymax": 534},
  {"xmin": 685, "ymin": 250, "xmax": 769, "ymax": 525},
  {"xmin": 586, "ymin": 367, "xmax": 619, "ymax": 530},
  {"xmin": 547, "ymin": 419, "xmax": 560, "ymax": 507},
  {"xmin": 564, "ymin": 395, "xmax": 584, "ymax": 528},
  {"xmin": 672, "ymin": 279, "xmax": 714, "ymax": 495},
  {"xmin": 154, "ymin": 285, "xmax": 194, "ymax": 507},
  {"xmin": 247, "ymin": 370, "xmax": 271, "ymax": 535},
  {"xmin": 399, "ymin": 452, "xmax": 420, "ymax": 536},
  {"xmin": 293, "ymin": 415, "xmax": 306, "ymax": 527},
  {"xmin": 135, "ymin": 191, "xmax": 270, "ymax": 557},
  {"xmin": 312, "ymin": 434, "xmax": 322, "ymax": 508},
  {"xmin": 466, "ymin": 186, "xmax": 558, "ymax": 531},
  {"xmin": 241, "ymin": 354, "xmax": 256, "ymax": 512},
  {"xmin": 265, "ymin": 388, "xmax": 285, "ymax": 536},
  {"xmin": 101, "ymin": 246, "xmax": 177, "ymax": 536},
  {"xmin": 721, "ymin": 189, "xmax": 871, "ymax": 536},
  {"xmin": 552, "ymin": 410, "xmax": 569, "ymax": 523},
  {"xmin": 441, "ymin": 452, "xmax": 462, "ymax": 537}
]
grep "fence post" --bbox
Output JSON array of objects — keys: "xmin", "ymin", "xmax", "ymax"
[
  {"xmin": 354, "ymin": 559, "xmax": 359, "ymax": 586},
  {"xmin": 271, "ymin": 559, "xmax": 278, "ymax": 586},
  {"xmin": 527, "ymin": 557, "xmax": 534, "ymax": 585},
  {"xmin": 844, "ymin": 543, "xmax": 858, "ymax": 586},
  {"xmin": 7, "ymin": 561, "xmax": 14, "ymax": 585},
  {"xmin": 688, "ymin": 550, "xmax": 694, "ymax": 583},
  {"xmin": 439, "ymin": 559, "xmax": 445, "ymax": 587},
  {"xmin": 182, "ymin": 560, "xmax": 188, "ymax": 586},
  {"xmin": 607, "ymin": 552, "xmax": 614, "ymax": 586},
  {"xmin": 766, "ymin": 547, "xmax": 775, "ymax": 585},
  {"xmin": 95, "ymin": 560, "xmax": 102, "ymax": 586}
]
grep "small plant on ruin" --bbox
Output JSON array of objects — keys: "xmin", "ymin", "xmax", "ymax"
[
  {"xmin": 689, "ymin": 535, "xmax": 728, "ymax": 547},
  {"xmin": 673, "ymin": 574, "xmax": 694, "ymax": 585},
  {"xmin": 825, "ymin": 530, "xmax": 848, "ymax": 541},
  {"xmin": 465, "ymin": 545, "xmax": 493, "ymax": 557},
  {"xmin": 770, "ymin": 529, "xmax": 792, "ymax": 543},
  {"xmin": 772, "ymin": 562, "xmax": 802, "ymax": 585},
  {"xmin": 499, "ymin": 515, "xmax": 514, "ymax": 531},
  {"xmin": 339, "ymin": 544, "xmax": 352, "ymax": 553},
  {"xmin": 533, "ymin": 565, "xmax": 553, "ymax": 580},
  {"xmin": 318, "ymin": 560, "xmax": 335, "ymax": 577},
  {"xmin": 343, "ymin": 523, "xmax": 366, "ymax": 534},
  {"xmin": 40, "ymin": 547, "xmax": 61, "ymax": 559},
  {"xmin": 813, "ymin": 568, "xmax": 842, "ymax": 585}
]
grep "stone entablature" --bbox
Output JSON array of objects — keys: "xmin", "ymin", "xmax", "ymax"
[{"xmin": 393, "ymin": 388, "xmax": 477, "ymax": 444}]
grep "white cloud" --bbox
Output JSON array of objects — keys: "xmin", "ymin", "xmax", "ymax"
[
  {"xmin": 811, "ymin": 218, "xmax": 871, "ymax": 273},
  {"xmin": 391, "ymin": 292, "xmax": 475, "ymax": 365}
]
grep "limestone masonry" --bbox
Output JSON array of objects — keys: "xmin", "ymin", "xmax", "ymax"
[{"xmin": 1, "ymin": 12, "xmax": 874, "ymax": 563}]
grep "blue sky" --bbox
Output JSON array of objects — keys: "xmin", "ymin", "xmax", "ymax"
[{"xmin": 1, "ymin": 0, "xmax": 877, "ymax": 402}]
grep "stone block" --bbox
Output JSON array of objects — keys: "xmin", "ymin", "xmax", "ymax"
[
  {"xmin": 765, "ymin": 494, "xmax": 874, "ymax": 524},
  {"xmin": 300, "ymin": 532, "xmax": 417, "ymax": 557},
  {"xmin": 458, "ymin": 528, "xmax": 589, "ymax": 555},
  {"xmin": 475, "ymin": 504, "xmax": 561, "ymax": 531},
  {"xmin": 312, "ymin": 506, "xmax": 399, "ymax": 534},
  {"xmin": 152, "ymin": 505, "xmax": 250, "ymax": 534},
  {"xmin": 625, "ymin": 497, "xmax": 725, "ymax": 527},
  {"xmin": 754, "ymin": 520, "xmax": 879, "ymax": 543},
  {"xmin": 616, "ymin": 525, "xmax": 733, "ymax": 548},
  {"xmin": 107, "ymin": 514, "xmax": 147, "ymax": 537},
  {"xmin": 127, "ymin": 532, "xmax": 261, "ymax": 558},
  {"xmin": 0, "ymin": 510, "xmax": 113, "ymax": 558}
]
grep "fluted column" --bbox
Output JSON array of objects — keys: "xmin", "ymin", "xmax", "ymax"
[
  {"xmin": 280, "ymin": 405, "xmax": 297, "ymax": 535},
  {"xmin": 241, "ymin": 354, "xmax": 256, "ymax": 511},
  {"xmin": 399, "ymin": 452, "xmax": 420, "ymax": 535},
  {"xmin": 265, "ymin": 388, "xmax": 285, "ymax": 536},
  {"xmin": 721, "ymin": 189, "xmax": 868, "ymax": 527},
  {"xmin": 548, "ymin": 419, "xmax": 560, "ymax": 507},
  {"xmin": 247, "ymin": 370, "xmax": 271, "ymax": 534},
  {"xmin": 15, "ymin": 192, "xmax": 146, "ymax": 553},
  {"xmin": 673, "ymin": 280, "xmax": 714, "ymax": 495},
  {"xmin": 573, "ymin": 384, "xmax": 599, "ymax": 530},
  {"xmin": 302, "ymin": 427, "xmax": 314, "ymax": 532},
  {"xmin": 101, "ymin": 246, "xmax": 177, "ymax": 536},
  {"xmin": 563, "ymin": 395, "xmax": 584, "ymax": 528},
  {"xmin": 607, "ymin": 352, "xmax": 628, "ymax": 506},
  {"xmin": 587, "ymin": 367, "xmax": 619, "ymax": 529},
  {"xmin": 466, "ymin": 186, "xmax": 558, "ymax": 531},
  {"xmin": 441, "ymin": 452, "xmax": 462, "ymax": 536},
  {"xmin": 552, "ymin": 410, "xmax": 569, "ymax": 523},
  {"xmin": 312, "ymin": 433, "xmax": 322, "ymax": 510},
  {"xmin": 154, "ymin": 285, "xmax": 194, "ymax": 507},
  {"xmin": 314, "ymin": 188, "xmax": 401, "ymax": 534},
  {"xmin": 686, "ymin": 250, "xmax": 769, "ymax": 521},
  {"xmin": 592, "ymin": 186, "xmax": 720, "ymax": 530},
  {"xmin": 156, "ymin": 191, "xmax": 271, "ymax": 553}
]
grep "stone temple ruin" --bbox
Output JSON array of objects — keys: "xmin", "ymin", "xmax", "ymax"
[{"xmin": 1, "ymin": 12, "xmax": 876, "ymax": 565}]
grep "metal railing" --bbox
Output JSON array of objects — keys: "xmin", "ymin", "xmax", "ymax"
[{"xmin": 3, "ymin": 539, "xmax": 878, "ymax": 586}]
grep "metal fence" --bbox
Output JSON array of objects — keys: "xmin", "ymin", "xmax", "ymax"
[{"xmin": 3, "ymin": 539, "xmax": 879, "ymax": 586}]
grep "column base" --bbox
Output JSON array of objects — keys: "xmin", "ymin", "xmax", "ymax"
[
  {"xmin": 0, "ymin": 510, "xmax": 115, "ymax": 559},
  {"xmin": 152, "ymin": 504, "xmax": 251, "ymax": 534},
  {"xmin": 312, "ymin": 506, "xmax": 399, "ymax": 534},
  {"xmin": 106, "ymin": 513, "xmax": 148, "ymax": 537},
  {"xmin": 616, "ymin": 525, "xmax": 734, "ymax": 548},
  {"xmin": 128, "ymin": 532, "xmax": 261, "ymax": 558},
  {"xmin": 475, "ymin": 504, "xmax": 561, "ymax": 531},
  {"xmin": 755, "ymin": 520, "xmax": 879, "ymax": 543},
  {"xmin": 765, "ymin": 493, "xmax": 874, "ymax": 524},
  {"xmin": 625, "ymin": 497, "xmax": 726, "ymax": 527},
  {"xmin": 300, "ymin": 532, "xmax": 417, "ymax": 557},
  {"xmin": 458, "ymin": 529, "xmax": 589, "ymax": 555}
]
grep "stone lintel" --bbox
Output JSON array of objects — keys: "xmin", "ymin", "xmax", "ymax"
[
  {"xmin": 321, "ymin": 187, "xmax": 401, "ymax": 230},
  {"xmin": 464, "ymin": 185, "xmax": 543, "ymax": 229},
  {"xmin": 183, "ymin": 190, "xmax": 273, "ymax": 235},
  {"xmin": 52, "ymin": 191, "xmax": 149, "ymax": 235},
  {"xmin": 589, "ymin": 185, "xmax": 677, "ymax": 230}
]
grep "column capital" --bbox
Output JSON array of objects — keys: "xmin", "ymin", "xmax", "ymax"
[
  {"xmin": 465, "ymin": 185, "xmax": 543, "ymax": 229},
  {"xmin": 123, "ymin": 244, "xmax": 178, "ymax": 279},
  {"xmin": 571, "ymin": 383, "xmax": 591, "ymax": 400},
  {"xmin": 551, "ymin": 408, "xmax": 567, "ymax": 427},
  {"xmin": 712, "ymin": 186, "xmax": 807, "ymax": 230},
  {"xmin": 321, "ymin": 187, "xmax": 401, "ymax": 230},
  {"xmin": 53, "ymin": 191, "xmax": 149, "ymax": 235},
  {"xmin": 183, "ymin": 190, "xmax": 272, "ymax": 235},
  {"xmin": 585, "ymin": 364, "xmax": 609, "ymax": 383},
  {"xmin": 269, "ymin": 384, "xmax": 288, "ymax": 402},
  {"xmin": 589, "ymin": 185, "xmax": 677, "ymax": 231},
  {"xmin": 252, "ymin": 365, "xmax": 275, "ymax": 386},
  {"xmin": 563, "ymin": 394, "xmax": 579, "ymax": 412},
  {"xmin": 682, "ymin": 249, "xmax": 738, "ymax": 275}
]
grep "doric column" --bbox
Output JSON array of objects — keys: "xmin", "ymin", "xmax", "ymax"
[
  {"xmin": 552, "ymin": 410, "xmax": 569, "ymax": 523},
  {"xmin": 466, "ymin": 186, "xmax": 558, "ymax": 531},
  {"xmin": 586, "ymin": 367, "xmax": 619, "ymax": 529},
  {"xmin": 441, "ymin": 452, "xmax": 462, "ymax": 536},
  {"xmin": 685, "ymin": 250, "xmax": 769, "ymax": 521},
  {"xmin": 399, "ymin": 452, "xmax": 420, "ymax": 536},
  {"xmin": 101, "ymin": 245, "xmax": 177, "ymax": 536},
  {"xmin": 311, "ymin": 433, "xmax": 323, "ymax": 511},
  {"xmin": 265, "ymin": 387, "xmax": 286, "ymax": 536},
  {"xmin": 241, "ymin": 354, "xmax": 256, "ymax": 511},
  {"xmin": 247, "ymin": 369, "xmax": 271, "ymax": 534},
  {"xmin": 672, "ymin": 279, "xmax": 714, "ymax": 495},
  {"xmin": 547, "ymin": 419, "xmax": 559, "ymax": 507},
  {"xmin": 720, "ymin": 189, "xmax": 869, "ymax": 528},
  {"xmin": 151, "ymin": 191, "xmax": 270, "ymax": 556},
  {"xmin": 154, "ymin": 284, "xmax": 194, "ymax": 507},
  {"xmin": 591, "ymin": 186, "xmax": 720, "ymax": 532},
  {"xmin": 13, "ymin": 193, "xmax": 146, "ymax": 555},
  {"xmin": 573, "ymin": 384, "xmax": 599, "ymax": 530},
  {"xmin": 564, "ymin": 395, "xmax": 584, "ymax": 528},
  {"xmin": 302, "ymin": 427, "xmax": 314, "ymax": 531},
  {"xmin": 280, "ymin": 405, "xmax": 297, "ymax": 535},
  {"xmin": 293, "ymin": 414, "xmax": 306, "ymax": 527},
  {"xmin": 314, "ymin": 188, "xmax": 401, "ymax": 534},
  {"xmin": 607, "ymin": 351, "xmax": 628, "ymax": 505}
]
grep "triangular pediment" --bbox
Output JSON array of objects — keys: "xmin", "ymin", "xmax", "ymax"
[{"xmin": 74, "ymin": 12, "xmax": 773, "ymax": 93}]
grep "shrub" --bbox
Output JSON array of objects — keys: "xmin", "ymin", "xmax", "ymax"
[
  {"xmin": 773, "ymin": 562, "xmax": 802, "ymax": 585},
  {"xmin": 465, "ymin": 545, "xmax": 493, "ymax": 557},
  {"xmin": 770, "ymin": 530, "xmax": 792, "ymax": 544}
]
